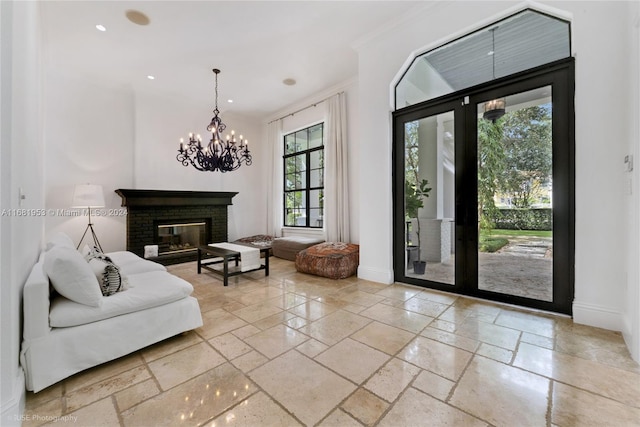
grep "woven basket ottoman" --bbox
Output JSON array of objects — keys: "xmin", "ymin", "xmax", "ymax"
[
  {"xmin": 272, "ymin": 236, "xmax": 324, "ymax": 261},
  {"xmin": 295, "ymin": 242, "xmax": 359, "ymax": 279}
]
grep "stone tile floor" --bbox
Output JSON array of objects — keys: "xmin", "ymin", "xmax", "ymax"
[{"xmin": 24, "ymin": 257, "xmax": 640, "ymax": 426}]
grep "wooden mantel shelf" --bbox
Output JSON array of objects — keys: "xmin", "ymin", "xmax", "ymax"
[{"xmin": 115, "ymin": 189, "xmax": 238, "ymax": 207}]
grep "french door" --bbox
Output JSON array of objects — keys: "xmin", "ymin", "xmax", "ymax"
[{"xmin": 393, "ymin": 59, "xmax": 574, "ymax": 314}]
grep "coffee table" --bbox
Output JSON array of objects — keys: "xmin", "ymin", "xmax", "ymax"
[{"xmin": 197, "ymin": 243, "xmax": 271, "ymax": 286}]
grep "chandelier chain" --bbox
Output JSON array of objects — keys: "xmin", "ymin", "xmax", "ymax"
[{"xmin": 213, "ymin": 68, "xmax": 219, "ymax": 113}]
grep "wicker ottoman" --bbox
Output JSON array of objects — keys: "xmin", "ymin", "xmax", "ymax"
[
  {"xmin": 295, "ymin": 242, "xmax": 359, "ymax": 279},
  {"xmin": 272, "ymin": 236, "xmax": 325, "ymax": 261}
]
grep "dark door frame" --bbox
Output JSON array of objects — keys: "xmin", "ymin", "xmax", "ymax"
[{"xmin": 392, "ymin": 57, "xmax": 575, "ymax": 314}]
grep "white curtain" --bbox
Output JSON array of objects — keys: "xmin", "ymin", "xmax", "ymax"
[
  {"xmin": 266, "ymin": 120, "xmax": 283, "ymax": 237},
  {"xmin": 324, "ymin": 92, "xmax": 350, "ymax": 242}
]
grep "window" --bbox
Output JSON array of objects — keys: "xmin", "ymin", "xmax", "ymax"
[
  {"xmin": 283, "ymin": 123, "xmax": 324, "ymax": 227},
  {"xmin": 395, "ymin": 8, "xmax": 571, "ymax": 109}
]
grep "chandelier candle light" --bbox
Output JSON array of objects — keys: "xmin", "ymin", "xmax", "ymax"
[{"xmin": 177, "ymin": 68, "xmax": 252, "ymax": 172}]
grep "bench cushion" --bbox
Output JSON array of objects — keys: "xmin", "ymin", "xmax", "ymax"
[
  {"xmin": 272, "ymin": 236, "xmax": 325, "ymax": 261},
  {"xmin": 295, "ymin": 242, "xmax": 359, "ymax": 279},
  {"xmin": 49, "ymin": 271, "xmax": 193, "ymax": 327}
]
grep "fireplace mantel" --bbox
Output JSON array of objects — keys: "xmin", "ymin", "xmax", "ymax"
[{"xmin": 116, "ymin": 189, "xmax": 237, "ymax": 207}]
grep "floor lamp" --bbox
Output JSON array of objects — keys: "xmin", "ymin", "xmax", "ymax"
[{"xmin": 72, "ymin": 184, "xmax": 105, "ymax": 252}]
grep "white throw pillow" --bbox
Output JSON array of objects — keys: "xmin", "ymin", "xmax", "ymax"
[
  {"xmin": 144, "ymin": 245, "xmax": 158, "ymax": 259},
  {"xmin": 43, "ymin": 246, "xmax": 103, "ymax": 307}
]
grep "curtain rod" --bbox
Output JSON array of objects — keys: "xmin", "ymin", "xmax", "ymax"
[{"xmin": 267, "ymin": 91, "xmax": 344, "ymax": 125}]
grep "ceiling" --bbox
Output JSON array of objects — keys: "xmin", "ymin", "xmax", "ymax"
[
  {"xmin": 39, "ymin": 1, "xmax": 426, "ymax": 120},
  {"xmin": 424, "ymin": 9, "xmax": 570, "ymax": 92}
]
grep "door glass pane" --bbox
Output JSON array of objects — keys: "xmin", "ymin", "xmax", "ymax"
[
  {"xmin": 477, "ymin": 86, "xmax": 553, "ymax": 301},
  {"xmin": 404, "ymin": 111, "xmax": 455, "ymax": 285}
]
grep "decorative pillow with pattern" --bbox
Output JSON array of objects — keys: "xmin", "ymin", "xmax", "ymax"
[{"xmin": 86, "ymin": 247, "xmax": 124, "ymax": 296}]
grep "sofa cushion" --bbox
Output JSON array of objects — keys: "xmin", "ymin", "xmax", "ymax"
[
  {"xmin": 49, "ymin": 270, "xmax": 194, "ymax": 327},
  {"xmin": 107, "ymin": 251, "xmax": 167, "ymax": 275},
  {"xmin": 43, "ymin": 246, "xmax": 103, "ymax": 307}
]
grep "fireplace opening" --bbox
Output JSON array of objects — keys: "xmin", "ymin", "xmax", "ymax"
[{"xmin": 156, "ymin": 220, "xmax": 209, "ymax": 255}]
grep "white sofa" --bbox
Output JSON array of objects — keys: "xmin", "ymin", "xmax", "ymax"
[{"xmin": 20, "ymin": 233, "xmax": 203, "ymax": 392}]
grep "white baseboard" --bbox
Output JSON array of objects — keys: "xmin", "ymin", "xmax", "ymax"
[
  {"xmin": 1, "ymin": 369, "xmax": 25, "ymax": 427},
  {"xmin": 572, "ymin": 300, "xmax": 623, "ymax": 331},
  {"xmin": 357, "ymin": 265, "xmax": 394, "ymax": 285}
]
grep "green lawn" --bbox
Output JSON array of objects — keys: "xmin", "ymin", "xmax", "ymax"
[
  {"xmin": 482, "ymin": 229, "xmax": 552, "ymax": 238},
  {"xmin": 478, "ymin": 229, "xmax": 552, "ymax": 253}
]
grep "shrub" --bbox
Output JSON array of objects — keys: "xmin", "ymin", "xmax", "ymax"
[
  {"xmin": 479, "ymin": 236, "xmax": 509, "ymax": 253},
  {"xmin": 492, "ymin": 208, "xmax": 551, "ymax": 231}
]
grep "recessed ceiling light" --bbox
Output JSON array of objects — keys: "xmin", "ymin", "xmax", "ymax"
[
  {"xmin": 147, "ymin": 75, "xmax": 155, "ymax": 80},
  {"xmin": 227, "ymin": 99, "xmax": 233, "ymax": 103},
  {"xmin": 96, "ymin": 24, "xmax": 106, "ymax": 32},
  {"xmin": 282, "ymin": 78, "xmax": 296, "ymax": 86},
  {"xmin": 125, "ymin": 9, "xmax": 150, "ymax": 26}
]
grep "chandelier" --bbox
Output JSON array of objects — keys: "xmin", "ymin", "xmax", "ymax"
[
  {"xmin": 483, "ymin": 28, "xmax": 506, "ymax": 123},
  {"xmin": 177, "ymin": 68, "xmax": 252, "ymax": 172}
]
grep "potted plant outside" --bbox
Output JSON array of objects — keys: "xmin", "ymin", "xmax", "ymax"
[{"xmin": 405, "ymin": 178, "xmax": 431, "ymax": 274}]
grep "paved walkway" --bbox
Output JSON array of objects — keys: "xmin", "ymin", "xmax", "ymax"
[{"xmin": 409, "ymin": 236, "xmax": 554, "ymax": 301}]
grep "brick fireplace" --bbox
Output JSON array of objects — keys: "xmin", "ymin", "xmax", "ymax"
[{"xmin": 116, "ymin": 189, "xmax": 237, "ymax": 265}]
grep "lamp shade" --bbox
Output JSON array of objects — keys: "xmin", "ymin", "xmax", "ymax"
[{"xmin": 72, "ymin": 184, "xmax": 105, "ymax": 208}]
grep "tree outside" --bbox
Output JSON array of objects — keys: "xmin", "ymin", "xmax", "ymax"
[
  {"xmin": 500, "ymin": 105, "xmax": 552, "ymax": 208},
  {"xmin": 478, "ymin": 103, "xmax": 552, "ymax": 233}
]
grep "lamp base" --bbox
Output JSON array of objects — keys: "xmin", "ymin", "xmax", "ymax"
[{"xmin": 76, "ymin": 222, "xmax": 103, "ymax": 253}]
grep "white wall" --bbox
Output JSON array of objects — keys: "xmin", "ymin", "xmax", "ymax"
[
  {"xmin": 133, "ymin": 91, "xmax": 266, "ymax": 241},
  {"xmin": 43, "ymin": 70, "xmax": 134, "ymax": 253},
  {"xmin": 41, "ymin": 72, "xmax": 266, "ymax": 249},
  {"xmin": 0, "ymin": 1, "xmax": 43, "ymax": 424},
  {"xmin": 568, "ymin": 0, "xmax": 634, "ymax": 330},
  {"xmin": 354, "ymin": 0, "xmax": 639, "ymax": 344}
]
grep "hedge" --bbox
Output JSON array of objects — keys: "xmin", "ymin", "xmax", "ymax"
[{"xmin": 491, "ymin": 208, "xmax": 552, "ymax": 231}]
